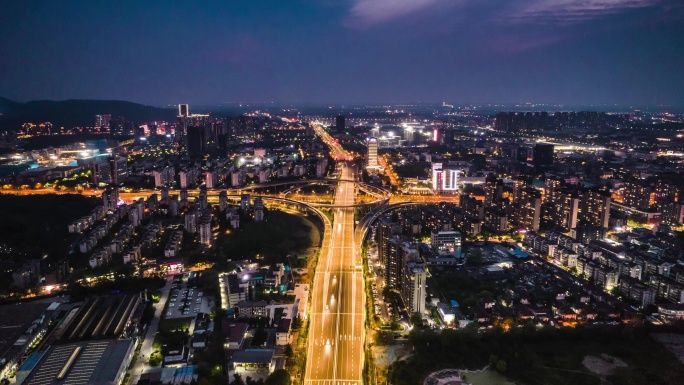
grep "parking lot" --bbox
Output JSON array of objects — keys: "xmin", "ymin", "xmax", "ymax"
[
  {"xmin": 165, "ymin": 276, "xmax": 208, "ymax": 320},
  {"xmin": 367, "ymin": 250, "xmax": 390, "ymax": 319}
]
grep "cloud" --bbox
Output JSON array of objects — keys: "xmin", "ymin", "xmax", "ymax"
[
  {"xmin": 344, "ymin": 0, "xmax": 444, "ymax": 28},
  {"xmin": 488, "ymin": 34, "xmax": 569, "ymax": 54},
  {"xmin": 510, "ymin": 0, "xmax": 663, "ymax": 24}
]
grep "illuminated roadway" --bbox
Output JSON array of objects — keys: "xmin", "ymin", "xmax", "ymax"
[{"xmin": 305, "ymin": 123, "xmax": 364, "ymax": 385}]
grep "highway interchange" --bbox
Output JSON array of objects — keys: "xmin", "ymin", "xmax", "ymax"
[{"xmin": 304, "ymin": 160, "xmax": 365, "ymax": 385}]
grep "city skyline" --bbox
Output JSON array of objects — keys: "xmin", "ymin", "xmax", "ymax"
[{"xmin": 1, "ymin": 1, "xmax": 684, "ymax": 106}]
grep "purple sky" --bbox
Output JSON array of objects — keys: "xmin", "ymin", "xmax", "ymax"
[{"xmin": 1, "ymin": 0, "xmax": 683, "ymax": 106}]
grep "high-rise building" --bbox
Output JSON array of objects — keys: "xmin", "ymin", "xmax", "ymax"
[
  {"xmin": 544, "ymin": 176, "xmax": 564, "ymax": 204},
  {"xmin": 178, "ymin": 104, "xmax": 189, "ymax": 117},
  {"xmin": 219, "ymin": 191, "xmax": 228, "ymax": 212},
  {"xmin": 512, "ymin": 176, "xmax": 530, "ymax": 202},
  {"xmin": 184, "ymin": 210, "xmax": 198, "ymax": 233},
  {"xmin": 187, "ymin": 125, "xmax": 206, "ymax": 157},
  {"xmin": 199, "ymin": 217, "xmax": 212, "ymax": 246},
  {"xmin": 460, "ymin": 194, "xmax": 484, "ymax": 221},
  {"xmin": 384, "ymin": 237, "xmax": 403, "ymax": 288},
  {"xmin": 549, "ymin": 189, "xmax": 580, "ymax": 231},
  {"xmin": 581, "ymin": 189, "xmax": 611, "ymax": 228},
  {"xmin": 379, "ymin": 237, "xmax": 426, "ymax": 315},
  {"xmin": 402, "ymin": 261, "xmax": 426, "ymax": 315},
  {"xmin": 254, "ymin": 197, "xmax": 264, "ymax": 221},
  {"xmin": 513, "ymin": 187, "xmax": 542, "ymax": 231},
  {"xmin": 240, "ymin": 194, "xmax": 251, "ymax": 211},
  {"xmin": 623, "ymin": 181, "xmax": 651, "ymax": 210},
  {"xmin": 215, "ymin": 122, "xmax": 228, "ymax": 153},
  {"xmin": 109, "ymin": 116, "xmax": 126, "ymax": 135},
  {"xmin": 484, "ymin": 207, "xmax": 508, "ymax": 232},
  {"xmin": 367, "ymin": 138, "xmax": 378, "ymax": 169},
  {"xmin": 336, "ymin": 114, "xmax": 345, "ymax": 133},
  {"xmin": 102, "ymin": 188, "xmax": 119, "ymax": 211},
  {"xmin": 376, "ymin": 216, "xmax": 396, "ymax": 266},
  {"xmin": 108, "ymin": 155, "xmax": 127, "ymax": 185},
  {"xmin": 484, "ymin": 176, "xmax": 504, "ymax": 207},
  {"xmin": 95, "ymin": 114, "xmax": 111, "ymax": 130},
  {"xmin": 534, "ymin": 143, "xmax": 554, "ymax": 166},
  {"xmin": 198, "ymin": 186, "xmax": 208, "ymax": 209}
]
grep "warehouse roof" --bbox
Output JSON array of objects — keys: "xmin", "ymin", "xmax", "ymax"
[
  {"xmin": 58, "ymin": 294, "xmax": 141, "ymax": 342},
  {"xmin": 22, "ymin": 339, "xmax": 135, "ymax": 385}
]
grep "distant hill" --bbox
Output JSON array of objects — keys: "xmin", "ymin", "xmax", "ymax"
[{"xmin": 0, "ymin": 97, "xmax": 176, "ymax": 131}]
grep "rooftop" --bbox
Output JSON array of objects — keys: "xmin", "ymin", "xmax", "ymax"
[
  {"xmin": 58, "ymin": 294, "xmax": 141, "ymax": 342},
  {"xmin": 232, "ymin": 349, "xmax": 274, "ymax": 364},
  {"xmin": 22, "ymin": 339, "xmax": 135, "ymax": 385},
  {"xmin": 0, "ymin": 301, "xmax": 54, "ymax": 361}
]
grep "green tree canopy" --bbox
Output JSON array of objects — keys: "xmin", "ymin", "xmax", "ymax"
[{"xmin": 264, "ymin": 369, "xmax": 291, "ymax": 385}]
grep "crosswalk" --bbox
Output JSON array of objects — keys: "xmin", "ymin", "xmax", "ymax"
[{"xmin": 305, "ymin": 380, "xmax": 362, "ymax": 385}]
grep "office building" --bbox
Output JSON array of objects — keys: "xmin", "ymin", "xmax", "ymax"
[
  {"xmin": 187, "ymin": 125, "xmax": 206, "ymax": 157},
  {"xmin": 534, "ymin": 143, "xmax": 554, "ymax": 166},
  {"xmin": 212, "ymin": 122, "xmax": 228, "ymax": 154},
  {"xmin": 367, "ymin": 138, "xmax": 378, "ymax": 169},
  {"xmin": 430, "ymin": 230, "xmax": 462, "ymax": 256},
  {"xmin": 336, "ymin": 114, "xmax": 345, "ymax": 133},
  {"xmin": 220, "ymin": 273, "xmax": 248, "ymax": 309},
  {"xmin": 431, "ymin": 163, "xmax": 459, "ymax": 193}
]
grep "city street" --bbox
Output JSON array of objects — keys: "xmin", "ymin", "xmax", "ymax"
[
  {"xmin": 129, "ymin": 275, "xmax": 174, "ymax": 384},
  {"xmin": 306, "ymin": 124, "xmax": 365, "ymax": 385}
]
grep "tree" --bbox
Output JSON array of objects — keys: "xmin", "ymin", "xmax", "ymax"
[
  {"xmin": 284, "ymin": 344, "xmax": 294, "ymax": 358},
  {"xmin": 265, "ymin": 369, "xmax": 291, "ymax": 385},
  {"xmin": 495, "ymin": 359, "xmax": 507, "ymax": 373},
  {"xmin": 231, "ymin": 374, "xmax": 246, "ymax": 385},
  {"xmin": 466, "ymin": 249, "xmax": 484, "ymax": 266},
  {"xmin": 291, "ymin": 315, "xmax": 302, "ymax": 330},
  {"xmin": 374, "ymin": 330, "xmax": 394, "ymax": 346},
  {"xmin": 410, "ymin": 312, "xmax": 423, "ymax": 327}
]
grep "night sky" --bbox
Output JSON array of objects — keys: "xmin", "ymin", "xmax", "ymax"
[{"xmin": 1, "ymin": 0, "xmax": 683, "ymax": 106}]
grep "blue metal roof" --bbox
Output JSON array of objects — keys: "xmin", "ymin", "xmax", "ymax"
[{"xmin": 19, "ymin": 352, "xmax": 44, "ymax": 372}]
